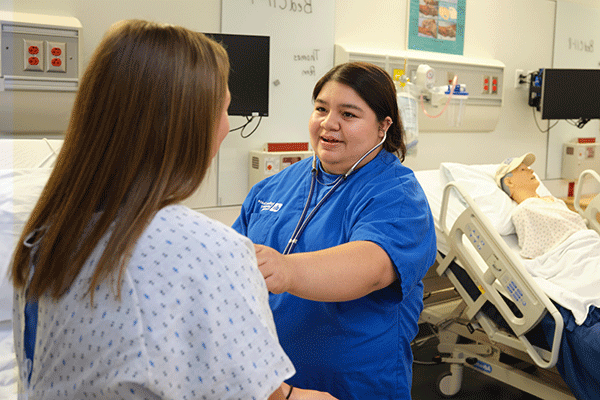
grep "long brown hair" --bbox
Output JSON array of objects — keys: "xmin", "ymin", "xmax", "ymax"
[
  {"xmin": 11, "ymin": 20, "xmax": 229, "ymax": 302},
  {"xmin": 312, "ymin": 62, "xmax": 406, "ymax": 161}
]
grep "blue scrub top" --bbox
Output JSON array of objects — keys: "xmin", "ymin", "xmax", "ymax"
[{"xmin": 233, "ymin": 150, "xmax": 437, "ymax": 400}]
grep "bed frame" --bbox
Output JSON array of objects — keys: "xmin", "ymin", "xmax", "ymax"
[{"xmin": 420, "ymin": 181, "xmax": 576, "ymax": 399}]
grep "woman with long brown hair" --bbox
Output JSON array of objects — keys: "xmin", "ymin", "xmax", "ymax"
[{"xmin": 10, "ymin": 20, "xmax": 301, "ymax": 399}]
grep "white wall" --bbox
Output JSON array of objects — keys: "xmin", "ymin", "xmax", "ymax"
[
  {"xmin": 337, "ymin": 0, "xmax": 556, "ymax": 173},
  {"xmin": 3, "ymin": 0, "xmax": 600, "ymax": 224}
]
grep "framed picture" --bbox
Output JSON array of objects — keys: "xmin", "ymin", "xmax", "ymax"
[{"xmin": 407, "ymin": 0, "xmax": 465, "ymax": 55}]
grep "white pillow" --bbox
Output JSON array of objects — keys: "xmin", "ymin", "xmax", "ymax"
[
  {"xmin": 439, "ymin": 162, "xmax": 552, "ymax": 236},
  {"xmin": 0, "ymin": 168, "xmax": 53, "ymax": 322}
]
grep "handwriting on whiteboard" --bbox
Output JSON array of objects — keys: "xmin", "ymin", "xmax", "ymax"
[
  {"xmin": 568, "ymin": 38, "xmax": 594, "ymax": 53},
  {"xmin": 293, "ymin": 49, "xmax": 320, "ymax": 76},
  {"xmin": 251, "ymin": 0, "xmax": 313, "ymax": 14}
]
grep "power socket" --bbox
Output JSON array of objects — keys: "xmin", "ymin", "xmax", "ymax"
[
  {"xmin": 46, "ymin": 41, "xmax": 66, "ymax": 73},
  {"xmin": 24, "ymin": 39, "xmax": 44, "ymax": 72},
  {"xmin": 514, "ymin": 69, "xmax": 534, "ymax": 89},
  {"xmin": 514, "ymin": 69, "xmax": 525, "ymax": 88}
]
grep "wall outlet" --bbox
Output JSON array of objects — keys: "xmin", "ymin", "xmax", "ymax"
[
  {"xmin": 514, "ymin": 69, "xmax": 525, "ymax": 88},
  {"xmin": 46, "ymin": 41, "xmax": 66, "ymax": 73},
  {"xmin": 23, "ymin": 39, "xmax": 44, "ymax": 72}
]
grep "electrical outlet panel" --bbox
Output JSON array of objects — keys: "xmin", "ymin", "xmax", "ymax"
[
  {"xmin": 1, "ymin": 12, "xmax": 81, "ymax": 91},
  {"xmin": 1, "ymin": 11, "xmax": 82, "ymax": 134},
  {"xmin": 482, "ymin": 75, "xmax": 490, "ymax": 94},
  {"xmin": 491, "ymin": 76, "xmax": 498, "ymax": 94},
  {"xmin": 23, "ymin": 39, "xmax": 44, "ymax": 71},
  {"xmin": 46, "ymin": 41, "xmax": 66, "ymax": 73}
]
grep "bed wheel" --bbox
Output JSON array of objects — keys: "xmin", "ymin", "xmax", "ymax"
[{"xmin": 436, "ymin": 371, "xmax": 462, "ymax": 398}]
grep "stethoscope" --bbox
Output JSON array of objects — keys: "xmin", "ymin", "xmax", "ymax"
[{"xmin": 282, "ymin": 130, "xmax": 388, "ymax": 255}]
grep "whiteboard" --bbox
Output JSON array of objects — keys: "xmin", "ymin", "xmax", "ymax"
[
  {"xmin": 547, "ymin": 0, "xmax": 600, "ymax": 179},
  {"xmin": 218, "ymin": 0, "xmax": 335, "ymax": 206}
]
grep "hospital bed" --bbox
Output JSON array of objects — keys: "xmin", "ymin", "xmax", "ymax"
[
  {"xmin": 413, "ymin": 164, "xmax": 594, "ymax": 399},
  {"xmin": 0, "ymin": 138, "xmax": 62, "ymax": 399}
]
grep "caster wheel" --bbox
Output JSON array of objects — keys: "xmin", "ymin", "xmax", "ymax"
[{"xmin": 436, "ymin": 371, "xmax": 461, "ymax": 398}]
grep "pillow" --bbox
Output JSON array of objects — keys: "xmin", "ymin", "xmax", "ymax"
[
  {"xmin": 439, "ymin": 162, "xmax": 552, "ymax": 236},
  {"xmin": 0, "ymin": 168, "xmax": 53, "ymax": 322}
]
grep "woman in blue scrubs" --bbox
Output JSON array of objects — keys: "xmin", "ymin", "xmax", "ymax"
[{"xmin": 233, "ymin": 62, "xmax": 437, "ymax": 400}]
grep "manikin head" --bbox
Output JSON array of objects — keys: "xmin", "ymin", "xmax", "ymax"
[{"xmin": 495, "ymin": 153, "xmax": 540, "ymax": 203}]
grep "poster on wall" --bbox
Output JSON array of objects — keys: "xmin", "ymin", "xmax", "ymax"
[{"xmin": 407, "ymin": 0, "xmax": 465, "ymax": 55}]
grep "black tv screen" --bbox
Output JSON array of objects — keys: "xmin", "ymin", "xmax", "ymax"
[
  {"xmin": 205, "ymin": 33, "xmax": 270, "ymax": 117},
  {"xmin": 541, "ymin": 68, "xmax": 600, "ymax": 120}
]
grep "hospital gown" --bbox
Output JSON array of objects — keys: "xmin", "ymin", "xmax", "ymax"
[
  {"xmin": 511, "ymin": 197, "xmax": 587, "ymax": 259},
  {"xmin": 13, "ymin": 205, "xmax": 294, "ymax": 399}
]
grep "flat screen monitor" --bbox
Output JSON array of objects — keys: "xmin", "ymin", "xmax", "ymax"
[
  {"xmin": 205, "ymin": 33, "xmax": 270, "ymax": 117},
  {"xmin": 541, "ymin": 68, "xmax": 600, "ymax": 120}
]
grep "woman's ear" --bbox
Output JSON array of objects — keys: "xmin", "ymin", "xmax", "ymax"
[{"xmin": 379, "ymin": 117, "xmax": 393, "ymax": 137}]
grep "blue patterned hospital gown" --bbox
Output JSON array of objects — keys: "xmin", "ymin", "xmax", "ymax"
[{"xmin": 13, "ymin": 205, "xmax": 294, "ymax": 399}]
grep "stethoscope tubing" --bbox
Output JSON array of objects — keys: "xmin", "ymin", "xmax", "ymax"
[
  {"xmin": 282, "ymin": 169, "xmax": 344, "ymax": 255},
  {"xmin": 282, "ymin": 132, "xmax": 387, "ymax": 255}
]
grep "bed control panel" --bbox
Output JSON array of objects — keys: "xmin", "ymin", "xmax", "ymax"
[{"xmin": 463, "ymin": 221, "xmax": 534, "ymax": 312}]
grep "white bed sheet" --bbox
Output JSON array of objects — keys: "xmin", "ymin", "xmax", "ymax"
[{"xmin": 414, "ymin": 169, "xmax": 520, "ymax": 255}]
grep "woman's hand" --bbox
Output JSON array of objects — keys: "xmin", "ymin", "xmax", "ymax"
[{"xmin": 254, "ymin": 244, "xmax": 293, "ymax": 294}]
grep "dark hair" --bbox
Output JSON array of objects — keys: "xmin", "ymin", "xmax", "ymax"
[
  {"xmin": 11, "ymin": 20, "xmax": 230, "ymax": 303},
  {"xmin": 312, "ymin": 62, "xmax": 406, "ymax": 161}
]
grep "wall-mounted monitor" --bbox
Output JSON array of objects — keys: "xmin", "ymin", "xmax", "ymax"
[
  {"xmin": 205, "ymin": 33, "xmax": 270, "ymax": 117},
  {"xmin": 539, "ymin": 68, "xmax": 600, "ymax": 120}
]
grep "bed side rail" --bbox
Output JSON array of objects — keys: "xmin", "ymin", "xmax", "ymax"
[
  {"xmin": 574, "ymin": 169, "xmax": 600, "ymax": 233},
  {"xmin": 438, "ymin": 181, "xmax": 563, "ymax": 369}
]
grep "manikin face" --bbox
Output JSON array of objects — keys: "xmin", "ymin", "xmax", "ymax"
[
  {"xmin": 308, "ymin": 81, "xmax": 391, "ymax": 175},
  {"xmin": 507, "ymin": 163, "xmax": 540, "ymax": 194},
  {"xmin": 212, "ymin": 88, "xmax": 231, "ymax": 159}
]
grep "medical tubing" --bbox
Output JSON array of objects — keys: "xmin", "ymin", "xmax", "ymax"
[
  {"xmin": 283, "ymin": 133, "xmax": 387, "ymax": 255},
  {"xmin": 344, "ymin": 131, "xmax": 387, "ymax": 178},
  {"xmin": 283, "ymin": 166, "xmax": 318, "ymax": 255},
  {"xmin": 283, "ymin": 172, "xmax": 344, "ymax": 255},
  {"xmin": 420, "ymin": 75, "xmax": 458, "ymax": 119}
]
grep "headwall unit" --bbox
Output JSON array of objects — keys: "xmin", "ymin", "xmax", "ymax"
[{"xmin": 335, "ymin": 44, "xmax": 505, "ymax": 132}]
